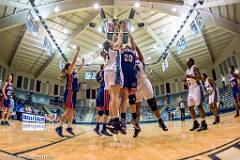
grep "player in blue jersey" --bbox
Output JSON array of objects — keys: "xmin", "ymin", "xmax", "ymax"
[
  {"xmin": 119, "ymin": 33, "xmax": 140, "ymax": 134},
  {"xmin": 229, "ymin": 65, "xmax": 240, "ymax": 117},
  {"xmin": 55, "ymin": 46, "xmax": 84, "ymax": 137},
  {"xmin": 1, "ymin": 74, "xmax": 13, "ymax": 126},
  {"xmin": 94, "ymin": 64, "xmax": 112, "ymax": 137}
]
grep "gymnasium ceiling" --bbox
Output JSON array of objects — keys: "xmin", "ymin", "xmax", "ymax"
[{"xmin": 0, "ymin": 0, "xmax": 240, "ymax": 85}]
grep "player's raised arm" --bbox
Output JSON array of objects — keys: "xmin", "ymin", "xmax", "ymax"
[
  {"xmin": 135, "ymin": 45, "xmax": 144, "ymax": 63},
  {"xmin": 77, "ymin": 58, "xmax": 85, "ymax": 75},
  {"xmin": 68, "ymin": 46, "xmax": 80, "ymax": 74},
  {"xmin": 129, "ymin": 33, "xmax": 136, "ymax": 51}
]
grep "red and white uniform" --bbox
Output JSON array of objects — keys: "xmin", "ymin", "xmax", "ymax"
[
  {"xmin": 136, "ymin": 60, "xmax": 154, "ymax": 103},
  {"xmin": 204, "ymin": 78, "xmax": 218, "ymax": 104},
  {"xmin": 186, "ymin": 65, "xmax": 204, "ymax": 106}
]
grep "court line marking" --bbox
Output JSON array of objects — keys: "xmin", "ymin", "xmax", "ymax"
[
  {"xmin": 13, "ymin": 129, "xmax": 92, "ymax": 156},
  {"xmin": 177, "ymin": 137, "xmax": 240, "ymax": 160},
  {"xmin": 208, "ymin": 140, "xmax": 240, "ymax": 160}
]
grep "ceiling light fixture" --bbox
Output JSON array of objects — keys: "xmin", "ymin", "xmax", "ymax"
[
  {"xmin": 63, "ymin": 28, "xmax": 68, "ymax": 34},
  {"xmin": 97, "ymin": 26, "xmax": 102, "ymax": 32},
  {"xmin": 134, "ymin": 2, "xmax": 140, "ymax": 8},
  {"xmin": 131, "ymin": 26, "xmax": 135, "ymax": 32},
  {"xmin": 172, "ymin": 7, "xmax": 177, "ymax": 12},
  {"xmin": 93, "ymin": 3, "xmax": 100, "ymax": 9},
  {"xmin": 54, "ymin": 6, "xmax": 60, "ymax": 13}
]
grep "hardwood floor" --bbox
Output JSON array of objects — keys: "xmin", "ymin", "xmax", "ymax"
[{"xmin": 0, "ymin": 112, "xmax": 239, "ymax": 160}]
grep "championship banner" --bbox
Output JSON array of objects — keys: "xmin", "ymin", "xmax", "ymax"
[
  {"xmin": 25, "ymin": 13, "xmax": 39, "ymax": 36},
  {"xmin": 190, "ymin": 20, "xmax": 198, "ymax": 36},
  {"xmin": 195, "ymin": 13, "xmax": 204, "ymax": 30},
  {"xmin": 42, "ymin": 36, "xmax": 52, "ymax": 56},
  {"xmin": 162, "ymin": 58, "xmax": 168, "ymax": 72}
]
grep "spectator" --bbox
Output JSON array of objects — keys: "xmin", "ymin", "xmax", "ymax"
[{"xmin": 179, "ymin": 99, "xmax": 186, "ymax": 121}]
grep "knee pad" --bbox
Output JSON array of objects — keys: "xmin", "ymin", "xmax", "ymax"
[
  {"xmin": 128, "ymin": 94, "xmax": 136, "ymax": 105},
  {"xmin": 98, "ymin": 110, "xmax": 104, "ymax": 116},
  {"xmin": 147, "ymin": 98, "xmax": 158, "ymax": 112},
  {"xmin": 104, "ymin": 110, "xmax": 109, "ymax": 116}
]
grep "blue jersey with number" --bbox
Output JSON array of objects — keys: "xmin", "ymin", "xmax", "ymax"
[
  {"xmin": 66, "ymin": 71, "xmax": 79, "ymax": 92},
  {"xmin": 121, "ymin": 48, "xmax": 136, "ymax": 74},
  {"xmin": 230, "ymin": 74, "xmax": 238, "ymax": 88},
  {"xmin": 5, "ymin": 82, "xmax": 13, "ymax": 96},
  {"xmin": 96, "ymin": 70, "xmax": 105, "ymax": 89}
]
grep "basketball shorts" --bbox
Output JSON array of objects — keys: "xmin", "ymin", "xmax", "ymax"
[
  {"xmin": 64, "ymin": 90, "xmax": 77, "ymax": 110},
  {"xmin": 232, "ymin": 86, "xmax": 240, "ymax": 99},
  {"xmin": 104, "ymin": 70, "xmax": 123, "ymax": 90},
  {"xmin": 136, "ymin": 79, "xmax": 154, "ymax": 103},
  {"xmin": 3, "ymin": 96, "xmax": 11, "ymax": 108},
  {"xmin": 96, "ymin": 88, "xmax": 110, "ymax": 111},
  {"xmin": 209, "ymin": 90, "xmax": 218, "ymax": 104},
  {"xmin": 187, "ymin": 85, "xmax": 204, "ymax": 106},
  {"xmin": 123, "ymin": 70, "xmax": 137, "ymax": 91},
  {"xmin": 0, "ymin": 96, "xmax": 11, "ymax": 112}
]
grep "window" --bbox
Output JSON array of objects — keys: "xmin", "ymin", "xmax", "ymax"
[
  {"xmin": 171, "ymin": 83, "xmax": 176, "ymax": 93},
  {"xmin": 223, "ymin": 60, "xmax": 228, "ymax": 75},
  {"xmin": 2, "ymin": 68, "xmax": 6, "ymax": 81},
  {"xmin": 0, "ymin": 65, "xmax": 2, "ymax": 78},
  {"xmin": 86, "ymin": 89, "xmax": 91, "ymax": 99},
  {"xmin": 48, "ymin": 84, "xmax": 53, "ymax": 95},
  {"xmin": 60, "ymin": 86, "xmax": 64, "ymax": 96},
  {"xmin": 54, "ymin": 85, "xmax": 59, "ymax": 95},
  {"xmin": 36, "ymin": 80, "xmax": 41, "ymax": 92},
  {"xmin": 160, "ymin": 84, "xmax": 165, "ymax": 95},
  {"xmin": 42, "ymin": 83, "xmax": 47, "ymax": 94},
  {"xmin": 23, "ymin": 77, "xmax": 29, "ymax": 90},
  {"xmin": 17, "ymin": 76, "xmax": 22, "ymax": 88},
  {"xmin": 155, "ymin": 86, "xmax": 159, "ymax": 96},
  {"xmin": 232, "ymin": 56, "xmax": 238, "ymax": 68},
  {"xmin": 92, "ymin": 89, "xmax": 96, "ymax": 99},
  {"xmin": 29, "ymin": 79, "xmax": 35, "ymax": 90},
  {"xmin": 166, "ymin": 83, "xmax": 171, "ymax": 94},
  {"xmin": 219, "ymin": 64, "xmax": 224, "ymax": 76},
  {"xmin": 212, "ymin": 69, "xmax": 217, "ymax": 81},
  {"xmin": 177, "ymin": 81, "xmax": 183, "ymax": 92},
  {"xmin": 227, "ymin": 57, "xmax": 232, "ymax": 67}
]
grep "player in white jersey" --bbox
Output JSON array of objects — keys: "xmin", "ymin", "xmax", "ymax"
[
  {"xmin": 102, "ymin": 22, "xmax": 126, "ymax": 135},
  {"xmin": 202, "ymin": 73, "xmax": 220, "ymax": 124},
  {"xmin": 132, "ymin": 45, "xmax": 168, "ymax": 138},
  {"xmin": 183, "ymin": 58, "xmax": 207, "ymax": 132}
]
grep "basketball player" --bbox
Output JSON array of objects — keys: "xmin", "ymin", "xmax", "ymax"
[
  {"xmin": 55, "ymin": 46, "xmax": 84, "ymax": 137},
  {"xmin": 103, "ymin": 22, "xmax": 126, "ymax": 134},
  {"xmin": 1, "ymin": 74, "xmax": 13, "ymax": 126},
  {"xmin": 229, "ymin": 65, "xmax": 240, "ymax": 117},
  {"xmin": 119, "ymin": 33, "xmax": 140, "ymax": 133},
  {"xmin": 132, "ymin": 45, "xmax": 168, "ymax": 138},
  {"xmin": 94, "ymin": 64, "xmax": 112, "ymax": 136},
  {"xmin": 184, "ymin": 58, "xmax": 207, "ymax": 132},
  {"xmin": 202, "ymin": 73, "xmax": 220, "ymax": 124}
]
